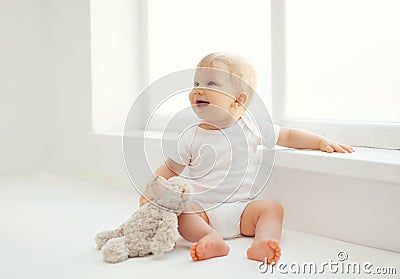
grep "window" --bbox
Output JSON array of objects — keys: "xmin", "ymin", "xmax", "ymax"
[
  {"xmin": 91, "ymin": 0, "xmax": 399, "ymax": 149},
  {"xmin": 91, "ymin": 0, "xmax": 271, "ymax": 134},
  {"xmin": 145, "ymin": 0, "xmax": 271, "ymax": 131},
  {"xmin": 90, "ymin": 0, "xmax": 145, "ymax": 134},
  {"xmin": 272, "ymin": 0, "xmax": 400, "ymax": 149}
]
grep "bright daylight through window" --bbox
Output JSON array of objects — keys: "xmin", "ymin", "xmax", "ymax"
[
  {"xmin": 284, "ymin": 0, "xmax": 400, "ymax": 123},
  {"xmin": 144, "ymin": 0, "xmax": 270, "ymax": 131}
]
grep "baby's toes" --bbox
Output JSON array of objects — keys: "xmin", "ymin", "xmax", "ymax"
[
  {"xmin": 271, "ymin": 252, "xmax": 281, "ymax": 264},
  {"xmin": 268, "ymin": 239, "xmax": 279, "ymax": 250},
  {"xmin": 190, "ymin": 243, "xmax": 199, "ymax": 261},
  {"xmin": 269, "ymin": 240, "xmax": 281, "ymax": 263}
]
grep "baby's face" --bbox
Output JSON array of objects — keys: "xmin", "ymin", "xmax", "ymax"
[{"xmin": 189, "ymin": 64, "xmax": 241, "ymax": 124}]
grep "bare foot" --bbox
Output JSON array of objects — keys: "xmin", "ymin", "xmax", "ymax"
[
  {"xmin": 246, "ymin": 239, "xmax": 281, "ymax": 264},
  {"xmin": 190, "ymin": 232, "xmax": 230, "ymax": 261}
]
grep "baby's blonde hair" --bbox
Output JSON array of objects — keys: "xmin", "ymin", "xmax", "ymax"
[{"xmin": 197, "ymin": 52, "xmax": 256, "ymax": 104}]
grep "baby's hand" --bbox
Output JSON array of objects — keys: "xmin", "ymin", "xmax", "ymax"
[
  {"xmin": 139, "ymin": 195, "xmax": 153, "ymax": 207},
  {"xmin": 139, "ymin": 175, "xmax": 167, "ymax": 207},
  {"xmin": 319, "ymin": 139, "xmax": 355, "ymax": 153}
]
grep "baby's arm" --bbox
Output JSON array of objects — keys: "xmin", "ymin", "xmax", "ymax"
[
  {"xmin": 139, "ymin": 158, "xmax": 186, "ymax": 206},
  {"xmin": 277, "ymin": 127, "xmax": 355, "ymax": 153}
]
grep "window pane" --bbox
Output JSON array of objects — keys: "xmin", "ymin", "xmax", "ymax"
[
  {"xmin": 285, "ymin": 0, "xmax": 400, "ymax": 123},
  {"xmin": 91, "ymin": 0, "xmax": 142, "ymax": 133},
  {"xmin": 147, "ymin": 0, "xmax": 271, "ymax": 122}
]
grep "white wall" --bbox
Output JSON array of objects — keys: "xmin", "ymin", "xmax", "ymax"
[
  {"xmin": 41, "ymin": 0, "xmax": 141, "ymax": 190},
  {"xmin": 0, "ymin": 0, "xmax": 42, "ymax": 175},
  {"xmin": 0, "ymin": 0, "xmax": 152, "ymax": 190}
]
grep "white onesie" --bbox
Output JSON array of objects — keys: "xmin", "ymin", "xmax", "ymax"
[{"xmin": 169, "ymin": 112, "xmax": 279, "ymax": 239}]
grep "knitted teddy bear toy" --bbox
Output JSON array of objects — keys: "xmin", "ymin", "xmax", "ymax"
[{"xmin": 95, "ymin": 176, "xmax": 192, "ymax": 263}]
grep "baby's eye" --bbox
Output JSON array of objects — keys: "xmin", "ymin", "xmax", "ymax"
[
  {"xmin": 207, "ymin": 81, "xmax": 217, "ymax": 86},
  {"xmin": 193, "ymin": 82, "xmax": 200, "ymax": 87}
]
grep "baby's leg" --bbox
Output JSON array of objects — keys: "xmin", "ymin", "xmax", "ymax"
[
  {"xmin": 179, "ymin": 202, "xmax": 229, "ymax": 261},
  {"xmin": 240, "ymin": 200, "xmax": 284, "ymax": 264}
]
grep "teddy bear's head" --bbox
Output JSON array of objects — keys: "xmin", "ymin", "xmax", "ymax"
[{"xmin": 149, "ymin": 176, "xmax": 192, "ymax": 214}]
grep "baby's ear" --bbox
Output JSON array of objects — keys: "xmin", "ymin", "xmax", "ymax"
[
  {"xmin": 235, "ymin": 92, "xmax": 248, "ymax": 106},
  {"xmin": 149, "ymin": 176, "xmax": 168, "ymax": 198}
]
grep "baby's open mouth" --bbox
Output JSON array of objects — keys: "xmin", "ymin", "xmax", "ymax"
[{"xmin": 196, "ymin": 100, "xmax": 210, "ymax": 108}]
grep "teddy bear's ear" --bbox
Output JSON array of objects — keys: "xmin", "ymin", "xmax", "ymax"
[{"xmin": 149, "ymin": 176, "xmax": 168, "ymax": 198}]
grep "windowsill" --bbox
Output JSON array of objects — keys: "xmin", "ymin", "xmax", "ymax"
[
  {"xmin": 93, "ymin": 130, "xmax": 400, "ymax": 184},
  {"xmin": 274, "ymin": 146, "xmax": 400, "ymax": 184}
]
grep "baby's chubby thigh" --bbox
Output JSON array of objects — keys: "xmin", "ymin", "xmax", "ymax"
[{"xmin": 181, "ymin": 201, "xmax": 210, "ymax": 224}]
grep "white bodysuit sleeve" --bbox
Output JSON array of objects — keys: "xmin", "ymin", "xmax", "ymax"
[
  {"xmin": 240, "ymin": 113, "xmax": 279, "ymax": 148},
  {"xmin": 254, "ymin": 120, "xmax": 280, "ymax": 149}
]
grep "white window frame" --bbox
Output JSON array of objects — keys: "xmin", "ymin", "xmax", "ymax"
[{"xmin": 270, "ymin": 0, "xmax": 400, "ymax": 150}]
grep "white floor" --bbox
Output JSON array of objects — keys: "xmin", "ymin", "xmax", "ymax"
[{"xmin": 1, "ymin": 172, "xmax": 399, "ymax": 279}]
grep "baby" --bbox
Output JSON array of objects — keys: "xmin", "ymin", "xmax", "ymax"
[{"xmin": 139, "ymin": 52, "xmax": 354, "ymax": 263}]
